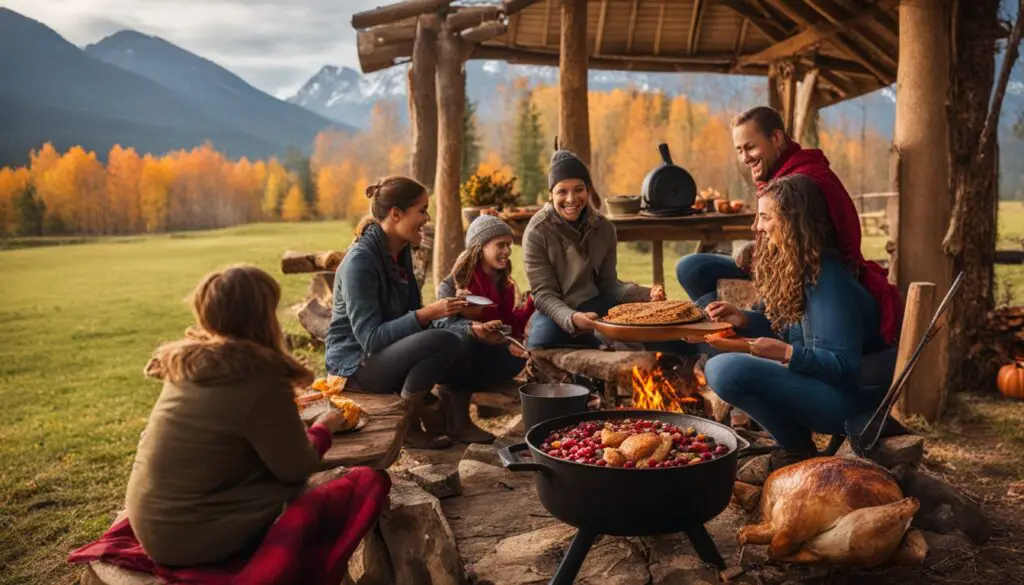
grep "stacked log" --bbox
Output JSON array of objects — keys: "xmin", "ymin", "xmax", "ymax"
[{"xmin": 281, "ymin": 250, "xmax": 345, "ymax": 274}]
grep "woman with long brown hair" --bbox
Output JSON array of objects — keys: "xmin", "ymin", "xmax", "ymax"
[
  {"xmin": 111, "ymin": 265, "xmax": 389, "ymax": 575},
  {"xmin": 703, "ymin": 174, "xmax": 896, "ymax": 460},
  {"xmin": 324, "ymin": 176, "xmax": 497, "ymax": 449}
]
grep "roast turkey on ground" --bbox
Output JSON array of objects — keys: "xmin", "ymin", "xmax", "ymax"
[{"xmin": 738, "ymin": 457, "xmax": 926, "ymax": 567}]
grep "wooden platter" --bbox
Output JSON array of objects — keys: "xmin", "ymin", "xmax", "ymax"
[{"xmin": 593, "ymin": 319, "xmax": 733, "ymax": 343}]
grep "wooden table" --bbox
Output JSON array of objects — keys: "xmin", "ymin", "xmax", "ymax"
[{"xmin": 506, "ymin": 211, "xmax": 756, "ymax": 285}]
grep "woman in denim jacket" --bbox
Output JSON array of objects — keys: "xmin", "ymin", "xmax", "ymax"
[{"xmin": 703, "ymin": 174, "xmax": 896, "ymax": 461}]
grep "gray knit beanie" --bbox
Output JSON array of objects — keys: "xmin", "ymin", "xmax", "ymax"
[{"xmin": 465, "ymin": 214, "xmax": 514, "ymax": 249}]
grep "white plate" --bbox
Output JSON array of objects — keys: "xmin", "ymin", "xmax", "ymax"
[{"xmin": 463, "ymin": 294, "xmax": 495, "ymax": 306}]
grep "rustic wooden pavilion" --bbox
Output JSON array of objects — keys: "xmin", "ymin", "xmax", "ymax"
[{"xmin": 351, "ymin": 0, "xmax": 1015, "ymax": 418}]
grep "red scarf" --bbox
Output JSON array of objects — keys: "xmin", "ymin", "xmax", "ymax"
[
  {"xmin": 467, "ymin": 264, "xmax": 535, "ymax": 340},
  {"xmin": 758, "ymin": 141, "xmax": 904, "ymax": 345}
]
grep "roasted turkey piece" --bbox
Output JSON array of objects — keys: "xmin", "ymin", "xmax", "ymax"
[
  {"xmin": 738, "ymin": 457, "xmax": 925, "ymax": 567},
  {"xmin": 602, "ymin": 432, "xmax": 674, "ymax": 467}
]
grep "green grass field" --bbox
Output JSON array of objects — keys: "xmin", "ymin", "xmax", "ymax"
[{"xmin": 1, "ymin": 204, "xmax": 1022, "ymax": 584}]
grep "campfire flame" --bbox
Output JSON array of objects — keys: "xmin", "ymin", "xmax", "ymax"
[{"xmin": 631, "ymin": 353, "xmax": 699, "ymax": 412}]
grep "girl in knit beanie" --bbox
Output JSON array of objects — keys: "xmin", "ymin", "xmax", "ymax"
[{"xmin": 434, "ymin": 214, "xmax": 535, "ymax": 443}]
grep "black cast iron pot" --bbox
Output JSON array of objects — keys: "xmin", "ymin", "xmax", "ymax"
[{"xmin": 498, "ymin": 409, "xmax": 750, "ymax": 584}]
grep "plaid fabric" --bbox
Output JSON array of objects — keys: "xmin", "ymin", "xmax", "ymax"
[{"xmin": 68, "ymin": 425, "xmax": 391, "ymax": 585}]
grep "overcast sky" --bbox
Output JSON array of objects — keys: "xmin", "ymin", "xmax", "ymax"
[{"xmin": 5, "ymin": 0, "xmax": 385, "ymax": 98}]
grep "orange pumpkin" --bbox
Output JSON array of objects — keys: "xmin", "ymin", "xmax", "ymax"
[{"xmin": 997, "ymin": 359, "xmax": 1024, "ymax": 399}]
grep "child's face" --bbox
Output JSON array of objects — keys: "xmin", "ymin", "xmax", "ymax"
[{"xmin": 482, "ymin": 236, "xmax": 513, "ymax": 271}]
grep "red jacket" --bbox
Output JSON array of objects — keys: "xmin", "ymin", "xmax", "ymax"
[
  {"xmin": 758, "ymin": 142, "xmax": 904, "ymax": 345},
  {"xmin": 466, "ymin": 264, "xmax": 535, "ymax": 340}
]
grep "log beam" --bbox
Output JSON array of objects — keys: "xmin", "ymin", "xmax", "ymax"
[
  {"xmin": 461, "ymin": 20, "xmax": 508, "ymax": 44},
  {"xmin": 558, "ymin": 0, "xmax": 592, "ymax": 168},
  {"xmin": 655, "ymin": 0, "xmax": 668, "ymax": 55},
  {"xmin": 503, "ymin": 0, "xmax": 544, "ymax": 17},
  {"xmin": 432, "ymin": 19, "xmax": 467, "ymax": 287},
  {"xmin": 804, "ymin": 0, "xmax": 899, "ymax": 70},
  {"xmin": 734, "ymin": 1, "xmax": 895, "ymax": 69},
  {"xmin": 893, "ymin": 0, "xmax": 953, "ymax": 401},
  {"xmin": 447, "ymin": 6, "xmax": 503, "ymax": 31},
  {"xmin": 627, "ymin": 0, "xmax": 640, "ymax": 52},
  {"xmin": 352, "ymin": 0, "xmax": 452, "ymax": 29},
  {"xmin": 688, "ymin": 0, "xmax": 705, "ymax": 55},
  {"xmin": 409, "ymin": 15, "xmax": 439, "ymax": 190},
  {"xmin": 471, "ymin": 46, "xmax": 770, "ymax": 74},
  {"xmin": 595, "ymin": 0, "xmax": 609, "ymax": 56}
]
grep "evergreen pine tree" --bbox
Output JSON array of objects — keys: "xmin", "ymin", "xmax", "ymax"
[
  {"xmin": 462, "ymin": 100, "xmax": 481, "ymax": 184},
  {"xmin": 513, "ymin": 91, "xmax": 545, "ymax": 205},
  {"xmin": 15, "ymin": 184, "xmax": 45, "ymax": 237},
  {"xmin": 284, "ymin": 145, "xmax": 317, "ymax": 216}
]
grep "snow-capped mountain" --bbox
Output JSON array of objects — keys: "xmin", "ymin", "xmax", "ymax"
[{"xmin": 288, "ymin": 60, "xmax": 770, "ymax": 129}]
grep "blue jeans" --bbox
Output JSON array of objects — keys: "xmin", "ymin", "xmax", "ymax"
[
  {"xmin": 527, "ymin": 295, "xmax": 697, "ymax": 355},
  {"xmin": 704, "ymin": 351, "xmax": 893, "ymax": 452},
  {"xmin": 675, "ymin": 253, "xmax": 749, "ymax": 307}
]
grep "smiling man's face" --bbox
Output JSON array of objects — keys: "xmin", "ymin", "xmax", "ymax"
[{"xmin": 732, "ymin": 120, "xmax": 787, "ymax": 182}]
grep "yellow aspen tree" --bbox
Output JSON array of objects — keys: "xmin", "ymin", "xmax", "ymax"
[{"xmin": 281, "ymin": 184, "xmax": 307, "ymax": 222}]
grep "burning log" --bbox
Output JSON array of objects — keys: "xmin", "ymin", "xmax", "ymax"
[{"xmin": 629, "ymin": 353, "xmax": 703, "ymax": 415}]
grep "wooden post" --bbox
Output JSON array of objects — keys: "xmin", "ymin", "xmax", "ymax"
[
  {"xmin": 409, "ymin": 15, "xmax": 439, "ymax": 189},
  {"xmin": 770, "ymin": 60, "xmax": 798, "ymax": 135},
  {"xmin": 432, "ymin": 19, "xmax": 467, "ymax": 288},
  {"xmin": 794, "ymin": 68, "xmax": 820, "ymax": 147},
  {"xmin": 652, "ymin": 240, "xmax": 664, "ymax": 286},
  {"xmin": 893, "ymin": 0, "xmax": 952, "ymax": 408},
  {"xmin": 558, "ymin": 0, "xmax": 591, "ymax": 167},
  {"xmin": 893, "ymin": 282, "xmax": 945, "ymax": 422}
]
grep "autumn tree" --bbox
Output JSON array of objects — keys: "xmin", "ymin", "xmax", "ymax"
[
  {"xmin": 0, "ymin": 167, "xmax": 29, "ymax": 237},
  {"xmin": 284, "ymin": 146, "xmax": 317, "ymax": 215},
  {"xmin": 107, "ymin": 145, "xmax": 143, "ymax": 233},
  {"xmin": 281, "ymin": 184, "xmax": 307, "ymax": 222},
  {"xmin": 513, "ymin": 90, "xmax": 546, "ymax": 205}
]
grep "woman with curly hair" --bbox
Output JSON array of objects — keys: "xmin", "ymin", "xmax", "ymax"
[{"xmin": 703, "ymin": 174, "xmax": 896, "ymax": 458}]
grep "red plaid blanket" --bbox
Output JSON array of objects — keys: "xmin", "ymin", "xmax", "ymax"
[{"xmin": 68, "ymin": 425, "xmax": 391, "ymax": 585}]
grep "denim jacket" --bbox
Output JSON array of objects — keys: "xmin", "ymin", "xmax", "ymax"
[{"xmin": 739, "ymin": 251, "xmax": 890, "ymax": 390}]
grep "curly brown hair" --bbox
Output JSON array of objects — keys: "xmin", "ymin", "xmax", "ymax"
[{"xmin": 752, "ymin": 174, "xmax": 837, "ymax": 333}]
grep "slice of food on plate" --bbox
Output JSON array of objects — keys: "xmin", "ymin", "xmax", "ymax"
[
  {"xmin": 604, "ymin": 300, "xmax": 704, "ymax": 325},
  {"xmin": 328, "ymin": 395, "xmax": 363, "ymax": 431}
]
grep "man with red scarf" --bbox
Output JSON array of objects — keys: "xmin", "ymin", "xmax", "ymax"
[{"xmin": 675, "ymin": 106, "xmax": 903, "ymax": 345}]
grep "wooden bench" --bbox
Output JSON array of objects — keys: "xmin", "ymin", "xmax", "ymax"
[{"xmin": 320, "ymin": 390, "xmax": 410, "ymax": 470}]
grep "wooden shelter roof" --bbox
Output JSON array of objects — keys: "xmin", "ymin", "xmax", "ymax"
[{"xmin": 353, "ymin": 0, "xmax": 899, "ymax": 107}]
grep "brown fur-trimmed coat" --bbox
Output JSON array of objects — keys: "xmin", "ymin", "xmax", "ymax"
[{"xmin": 126, "ymin": 330, "xmax": 317, "ymax": 566}]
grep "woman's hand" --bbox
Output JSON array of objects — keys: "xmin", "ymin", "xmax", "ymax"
[
  {"xmin": 417, "ymin": 297, "xmax": 469, "ymax": 325},
  {"xmin": 571, "ymin": 311, "xmax": 600, "ymax": 332},
  {"xmin": 748, "ymin": 337, "xmax": 792, "ymax": 362},
  {"xmin": 508, "ymin": 343, "xmax": 528, "ymax": 358},
  {"xmin": 455, "ymin": 288, "xmax": 473, "ymax": 298},
  {"xmin": 649, "ymin": 284, "xmax": 666, "ymax": 302},
  {"xmin": 471, "ymin": 320, "xmax": 505, "ymax": 344},
  {"xmin": 705, "ymin": 301, "xmax": 748, "ymax": 328}
]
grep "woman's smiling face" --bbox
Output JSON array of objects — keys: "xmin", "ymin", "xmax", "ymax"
[{"xmin": 551, "ymin": 178, "xmax": 588, "ymax": 222}]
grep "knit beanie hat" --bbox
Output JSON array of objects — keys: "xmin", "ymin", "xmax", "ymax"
[
  {"xmin": 465, "ymin": 214, "xmax": 514, "ymax": 249},
  {"xmin": 548, "ymin": 138, "xmax": 601, "ymax": 208}
]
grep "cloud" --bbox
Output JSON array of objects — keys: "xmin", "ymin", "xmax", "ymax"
[{"xmin": 4, "ymin": 0, "xmax": 383, "ymax": 97}]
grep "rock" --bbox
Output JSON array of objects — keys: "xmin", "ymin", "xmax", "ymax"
[
  {"xmin": 468, "ymin": 528, "xmax": 651, "ymax": 585},
  {"xmin": 344, "ymin": 526, "xmax": 394, "ymax": 585},
  {"xmin": 736, "ymin": 454, "xmax": 772, "ymax": 486},
  {"xmin": 457, "ymin": 459, "xmax": 532, "ymax": 497},
  {"xmin": 837, "ymin": 435, "xmax": 925, "ymax": 469},
  {"xmin": 718, "ymin": 278, "xmax": 759, "ymax": 310},
  {"xmin": 720, "ymin": 567, "xmax": 746, "ymax": 583},
  {"xmin": 81, "ymin": 564, "xmax": 161, "ymax": 585},
  {"xmin": 731, "ymin": 481, "xmax": 762, "ymax": 512},
  {"xmin": 892, "ymin": 466, "xmax": 992, "ymax": 544},
  {"xmin": 296, "ymin": 297, "xmax": 332, "ymax": 342},
  {"xmin": 307, "ymin": 271, "xmax": 335, "ymax": 304},
  {"xmin": 407, "ymin": 464, "xmax": 462, "ymax": 499},
  {"xmin": 378, "ymin": 479, "xmax": 465, "ymax": 585},
  {"xmin": 921, "ymin": 530, "xmax": 973, "ymax": 568},
  {"xmin": 461, "ymin": 442, "xmax": 501, "ymax": 467}
]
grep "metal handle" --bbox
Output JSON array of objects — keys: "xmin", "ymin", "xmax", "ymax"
[
  {"xmin": 497, "ymin": 443, "xmax": 551, "ymax": 474},
  {"xmin": 733, "ymin": 435, "xmax": 753, "ymax": 458}
]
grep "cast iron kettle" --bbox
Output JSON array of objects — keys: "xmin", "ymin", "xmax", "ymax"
[{"xmin": 640, "ymin": 143, "xmax": 698, "ymax": 215}]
